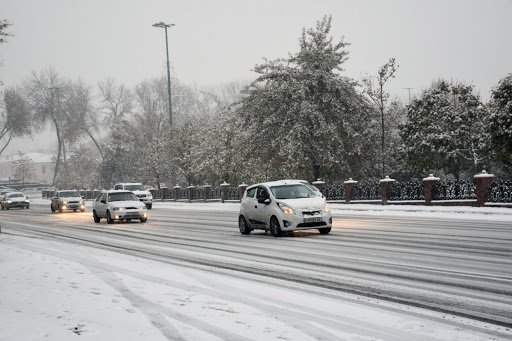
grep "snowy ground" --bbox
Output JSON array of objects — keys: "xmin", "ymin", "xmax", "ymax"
[{"xmin": 1, "ymin": 197, "xmax": 511, "ymax": 340}]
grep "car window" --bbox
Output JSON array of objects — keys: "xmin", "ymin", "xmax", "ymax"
[
  {"xmin": 59, "ymin": 191, "xmax": 80, "ymax": 197},
  {"xmin": 96, "ymin": 193, "xmax": 105, "ymax": 202},
  {"xmin": 246, "ymin": 187, "xmax": 256, "ymax": 199},
  {"xmin": 108, "ymin": 192, "xmax": 138, "ymax": 202},
  {"xmin": 256, "ymin": 187, "xmax": 270, "ymax": 200},
  {"xmin": 270, "ymin": 184, "xmax": 314, "ymax": 199},
  {"xmin": 7, "ymin": 193, "xmax": 24, "ymax": 198},
  {"xmin": 124, "ymin": 184, "xmax": 145, "ymax": 191},
  {"xmin": 114, "ymin": 185, "xmax": 121, "ymax": 190}
]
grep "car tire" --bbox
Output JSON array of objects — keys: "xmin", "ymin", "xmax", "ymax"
[
  {"xmin": 146, "ymin": 204, "xmax": 152, "ymax": 210},
  {"xmin": 238, "ymin": 215, "xmax": 251, "ymax": 235},
  {"xmin": 26, "ymin": 204, "xmax": 29, "ymax": 209},
  {"xmin": 106, "ymin": 211, "xmax": 114, "ymax": 224},
  {"xmin": 93, "ymin": 210, "xmax": 100, "ymax": 223},
  {"xmin": 51, "ymin": 204, "xmax": 55, "ymax": 213},
  {"xmin": 140, "ymin": 217, "xmax": 147, "ymax": 223},
  {"xmin": 318, "ymin": 227, "xmax": 331, "ymax": 235},
  {"xmin": 270, "ymin": 216, "xmax": 282, "ymax": 237}
]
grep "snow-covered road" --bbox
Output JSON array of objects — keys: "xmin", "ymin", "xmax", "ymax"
[{"xmin": 1, "ymin": 200, "xmax": 511, "ymax": 340}]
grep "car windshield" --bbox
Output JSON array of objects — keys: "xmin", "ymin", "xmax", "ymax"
[
  {"xmin": 124, "ymin": 184, "xmax": 145, "ymax": 191},
  {"xmin": 60, "ymin": 191, "xmax": 80, "ymax": 197},
  {"xmin": 108, "ymin": 192, "xmax": 138, "ymax": 202},
  {"xmin": 270, "ymin": 184, "xmax": 315, "ymax": 199},
  {"xmin": 7, "ymin": 193, "xmax": 24, "ymax": 198}
]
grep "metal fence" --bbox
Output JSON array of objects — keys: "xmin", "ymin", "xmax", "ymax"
[
  {"xmin": 390, "ymin": 181, "xmax": 424, "ymax": 201},
  {"xmin": 489, "ymin": 181, "xmax": 512, "ymax": 203},
  {"xmin": 432, "ymin": 180, "xmax": 476, "ymax": 200},
  {"xmin": 352, "ymin": 181, "xmax": 380, "ymax": 201}
]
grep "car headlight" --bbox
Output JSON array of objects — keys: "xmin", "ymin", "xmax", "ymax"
[
  {"xmin": 61, "ymin": 200, "xmax": 68, "ymax": 205},
  {"xmin": 113, "ymin": 207, "xmax": 125, "ymax": 211},
  {"xmin": 147, "ymin": 194, "xmax": 153, "ymax": 199},
  {"xmin": 324, "ymin": 203, "xmax": 331, "ymax": 213},
  {"xmin": 279, "ymin": 204, "xmax": 295, "ymax": 215},
  {"xmin": 7, "ymin": 200, "xmax": 12, "ymax": 204}
]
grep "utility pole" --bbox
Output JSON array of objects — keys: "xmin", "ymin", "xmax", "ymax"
[
  {"xmin": 153, "ymin": 21, "xmax": 175, "ymax": 128},
  {"xmin": 403, "ymin": 87, "xmax": 413, "ymax": 105}
]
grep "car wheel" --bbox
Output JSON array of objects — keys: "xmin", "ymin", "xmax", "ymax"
[
  {"xmin": 146, "ymin": 204, "xmax": 152, "ymax": 210},
  {"xmin": 51, "ymin": 204, "xmax": 55, "ymax": 213},
  {"xmin": 106, "ymin": 211, "xmax": 114, "ymax": 224},
  {"xmin": 270, "ymin": 216, "xmax": 282, "ymax": 237},
  {"xmin": 1, "ymin": 205, "xmax": 4, "ymax": 210},
  {"xmin": 26, "ymin": 204, "xmax": 29, "ymax": 209},
  {"xmin": 140, "ymin": 217, "xmax": 147, "ymax": 223},
  {"xmin": 93, "ymin": 210, "xmax": 100, "ymax": 223},
  {"xmin": 318, "ymin": 227, "xmax": 331, "ymax": 235},
  {"xmin": 238, "ymin": 215, "xmax": 251, "ymax": 235}
]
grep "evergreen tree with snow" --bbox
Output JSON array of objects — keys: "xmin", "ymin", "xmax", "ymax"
[
  {"xmin": 489, "ymin": 74, "xmax": 512, "ymax": 171},
  {"xmin": 399, "ymin": 80, "xmax": 489, "ymax": 179},
  {"xmin": 235, "ymin": 16, "xmax": 377, "ymax": 181}
]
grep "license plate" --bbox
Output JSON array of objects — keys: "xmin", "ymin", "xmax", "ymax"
[{"xmin": 304, "ymin": 216, "xmax": 322, "ymax": 223}]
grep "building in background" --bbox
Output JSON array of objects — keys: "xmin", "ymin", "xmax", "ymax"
[{"xmin": 0, "ymin": 152, "xmax": 54, "ymax": 185}]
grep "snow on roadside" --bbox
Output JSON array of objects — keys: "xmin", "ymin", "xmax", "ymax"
[
  {"xmin": 1, "ymin": 234, "xmax": 510, "ymax": 341},
  {"xmin": 27, "ymin": 194, "xmax": 512, "ymax": 222}
]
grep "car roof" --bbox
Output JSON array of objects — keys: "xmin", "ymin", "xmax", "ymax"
[
  {"xmin": 57, "ymin": 189, "xmax": 79, "ymax": 193},
  {"xmin": 104, "ymin": 189, "xmax": 133, "ymax": 194},
  {"xmin": 247, "ymin": 180, "xmax": 310, "ymax": 189},
  {"xmin": 6, "ymin": 191, "xmax": 24, "ymax": 196},
  {"xmin": 116, "ymin": 183, "xmax": 142, "ymax": 185}
]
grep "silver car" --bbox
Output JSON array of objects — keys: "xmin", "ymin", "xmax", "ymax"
[
  {"xmin": 93, "ymin": 190, "xmax": 148, "ymax": 224},
  {"xmin": 51, "ymin": 190, "xmax": 85, "ymax": 213},
  {"xmin": 238, "ymin": 180, "xmax": 332, "ymax": 237}
]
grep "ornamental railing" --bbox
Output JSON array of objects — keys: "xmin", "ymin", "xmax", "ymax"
[
  {"xmin": 323, "ymin": 183, "xmax": 345, "ymax": 201},
  {"xmin": 352, "ymin": 181, "xmax": 380, "ymax": 200},
  {"xmin": 489, "ymin": 181, "xmax": 512, "ymax": 203},
  {"xmin": 390, "ymin": 181, "xmax": 424, "ymax": 201},
  {"xmin": 432, "ymin": 180, "xmax": 476, "ymax": 200}
]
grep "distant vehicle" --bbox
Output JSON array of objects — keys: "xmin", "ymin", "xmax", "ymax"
[
  {"xmin": 92, "ymin": 190, "xmax": 148, "ymax": 224},
  {"xmin": 114, "ymin": 183, "xmax": 153, "ymax": 209},
  {"xmin": 1, "ymin": 192, "xmax": 30, "ymax": 210},
  {"xmin": 50, "ymin": 190, "xmax": 85, "ymax": 213},
  {"xmin": 0, "ymin": 189, "xmax": 13, "ymax": 197},
  {"xmin": 238, "ymin": 180, "xmax": 332, "ymax": 237}
]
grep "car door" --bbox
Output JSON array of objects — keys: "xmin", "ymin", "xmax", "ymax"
[
  {"xmin": 241, "ymin": 187, "xmax": 257, "ymax": 225},
  {"xmin": 51, "ymin": 192, "xmax": 59, "ymax": 209},
  {"xmin": 255, "ymin": 186, "xmax": 272, "ymax": 227},
  {"xmin": 95, "ymin": 193, "xmax": 108, "ymax": 217}
]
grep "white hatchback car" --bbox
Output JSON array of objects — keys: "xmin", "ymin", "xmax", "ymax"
[
  {"xmin": 93, "ymin": 190, "xmax": 148, "ymax": 224},
  {"xmin": 238, "ymin": 180, "xmax": 332, "ymax": 237}
]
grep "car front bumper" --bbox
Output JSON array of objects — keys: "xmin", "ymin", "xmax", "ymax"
[
  {"xmin": 112, "ymin": 210, "xmax": 148, "ymax": 220},
  {"xmin": 58, "ymin": 201, "xmax": 85, "ymax": 211},
  {"xmin": 279, "ymin": 213, "xmax": 332, "ymax": 231}
]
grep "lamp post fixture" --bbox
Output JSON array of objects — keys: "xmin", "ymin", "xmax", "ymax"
[{"xmin": 153, "ymin": 21, "xmax": 175, "ymax": 128}]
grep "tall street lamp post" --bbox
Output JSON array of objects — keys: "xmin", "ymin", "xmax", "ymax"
[{"xmin": 153, "ymin": 21, "xmax": 175, "ymax": 128}]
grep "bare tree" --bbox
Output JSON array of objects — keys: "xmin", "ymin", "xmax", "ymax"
[
  {"xmin": 13, "ymin": 152, "xmax": 35, "ymax": 184},
  {"xmin": 0, "ymin": 88, "xmax": 32, "ymax": 156},
  {"xmin": 24, "ymin": 68, "xmax": 68, "ymax": 185},
  {"xmin": 98, "ymin": 78, "xmax": 133, "ymax": 123},
  {"xmin": 66, "ymin": 80, "xmax": 104, "ymax": 158},
  {"xmin": 362, "ymin": 58, "xmax": 399, "ymax": 178}
]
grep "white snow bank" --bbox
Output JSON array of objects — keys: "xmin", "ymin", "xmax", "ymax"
[{"xmin": 1, "ymin": 234, "xmax": 510, "ymax": 340}]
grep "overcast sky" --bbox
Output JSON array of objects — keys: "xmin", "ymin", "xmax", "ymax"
[{"xmin": 1, "ymin": 0, "xmax": 512, "ymax": 155}]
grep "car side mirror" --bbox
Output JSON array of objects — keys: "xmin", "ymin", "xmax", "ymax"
[
  {"xmin": 101, "ymin": 199, "xmax": 106, "ymax": 204},
  {"xmin": 258, "ymin": 198, "xmax": 271, "ymax": 205}
]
